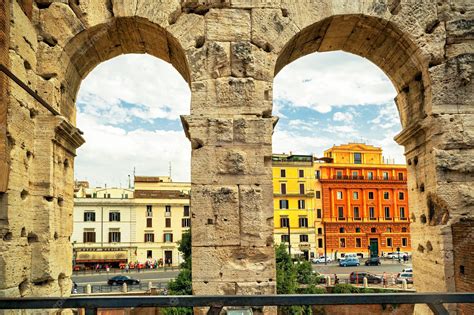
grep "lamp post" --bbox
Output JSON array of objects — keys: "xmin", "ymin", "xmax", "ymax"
[{"xmin": 368, "ymin": 245, "xmax": 371, "ymax": 258}]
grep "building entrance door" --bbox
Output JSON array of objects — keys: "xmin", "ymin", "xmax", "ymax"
[
  {"xmin": 164, "ymin": 250, "xmax": 173, "ymax": 266},
  {"xmin": 369, "ymin": 238, "xmax": 379, "ymax": 257}
]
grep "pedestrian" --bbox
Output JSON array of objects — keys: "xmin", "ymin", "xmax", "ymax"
[
  {"xmin": 383, "ymin": 272, "xmax": 387, "ymax": 288},
  {"xmin": 125, "ymin": 264, "xmax": 129, "ymax": 273},
  {"xmin": 334, "ymin": 274, "xmax": 339, "ymax": 284},
  {"xmin": 71, "ymin": 282, "xmax": 78, "ymax": 294}
]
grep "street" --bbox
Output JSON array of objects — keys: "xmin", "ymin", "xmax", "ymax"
[{"xmin": 72, "ymin": 269, "xmax": 179, "ymax": 287}]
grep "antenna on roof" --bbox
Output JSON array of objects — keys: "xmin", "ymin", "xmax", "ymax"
[
  {"xmin": 169, "ymin": 161, "xmax": 172, "ymax": 179},
  {"xmin": 128, "ymin": 175, "xmax": 131, "ymax": 189}
]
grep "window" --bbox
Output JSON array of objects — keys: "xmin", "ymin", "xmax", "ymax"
[
  {"xmin": 355, "ymin": 227, "xmax": 361, "ymax": 233},
  {"xmin": 299, "ymin": 183, "xmax": 305, "ymax": 194},
  {"xmin": 400, "ymin": 207, "xmax": 406, "ymax": 219},
  {"xmin": 339, "ymin": 238, "xmax": 346, "ymax": 248},
  {"xmin": 146, "ymin": 218, "xmax": 152, "ymax": 228},
  {"xmin": 92, "ymin": 193, "xmax": 97, "ymax": 198},
  {"xmin": 144, "ymin": 233, "xmax": 154, "ymax": 242},
  {"xmin": 353, "ymin": 206, "xmax": 360, "ymax": 219},
  {"xmin": 383, "ymin": 192, "xmax": 389, "ymax": 199},
  {"xmin": 279, "ymin": 200, "xmax": 289, "ymax": 209},
  {"xmin": 315, "ymin": 170, "xmax": 320, "ymax": 179},
  {"xmin": 298, "ymin": 217, "xmax": 308, "ymax": 228},
  {"xmin": 165, "ymin": 205, "xmax": 171, "ymax": 216},
  {"xmin": 147, "ymin": 250, "xmax": 152, "ymax": 258},
  {"xmin": 280, "ymin": 217, "xmax": 289, "ymax": 228},
  {"xmin": 354, "ymin": 152, "xmax": 362, "ymax": 164},
  {"xmin": 353, "ymin": 191, "xmax": 359, "ymax": 200},
  {"xmin": 387, "ymin": 238, "xmax": 393, "ymax": 247},
  {"xmin": 146, "ymin": 205, "xmax": 153, "ymax": 217},
  {"xmin": 367, "ymin": 171, "xmax": 374, "ymax": 180},
  {"xmin": 336, "ymin": 170, "xmax": 343, "ymax": 179},
  {"xmin": 300, "ymin": 234, "xmax": 309, "ymax": 242},
  {"xmin": 182, "ymin": 218, "xmax": 191, "ymax": 227},
  {"xmin": 104, "ymin": 193, "xmax": 111, "ymax": 198},
  {"xmin": 317, "ymin": 228, "xmax": 323, "ymax": 235},
  {"xmin": 316, "ymin": 191, "xmax": 321, "ymax": 199},
  {"xmin": 387, "ymin": 227, "xmax": 392, "ymax": 232},
  {"xmin": 83, "ymin": 230, "xmax": 96, "ymax": 243},
  {"xmin": 338, "ymin": 207, "xmax": 344, "ymax": 219},
  {"xmin": 355, "ymin": 238, "xmax": 361, "ymax": 247},
  {"xmin": 297, "ymin": 200, "xmax": 305, "ymax": 209},
  {"xmin": 339, "ymin": 227, "xmax": 345, "ymax": 233},
  {"xmin": 316, "ymin": 209, "xmax": 322, "ymax": 219},
  {"xmin": 402, "ymin": 227, "xmax": 408, "ymax": 232},
  {"xmin": 352, "ymin": 171, "xmax": 358, "ymax": 179},
  {"xmin": 369, "ymin": 207, "xmax": 375, "ymax": 219},
  {"xmin": 280, "ymin": 169, "xmax": 286, "ymax": 178},
  {"xmin": 398, "ymin": 172, "xmax": 404, "ymax": 180},
  {"xmin": 383, "ymin": 172, "xmax": 389, "ymax": 180},
  {"xmin": 109, "ymin": 230, "xmax": 121, "ymax": 243},
  {"xmin": 109, "ymin": 212, "xmax": 120, "ymax": 222},
  {"xmin": 165, "ymin": 218, "xmax": 171, "ymax": 228},
  {"xmin": 318, "ymin": 238, "xmax": 323, "ymax": 248},
  {"xmin": 402, "ymin": 238, "xmax": 408, "ymax": 247},
  {"xmin": 384, "ymin": 207, "xmax": 391, "ymax": 219},
  {"xmin": 183, "ymin": 206, "xmax": 190, "ymax": 217},
  {"xmin": 371, "ymin": 227, "xmax": 377, "ymax": 233},
  {"xmin": 281, "ymin": 235, "xmax": 289, "ymax": 243},
  {"xmin": 84, "ymin": 212, "xmax": 95, "ymax": 222},
  {"xmin": 298, "ymin": 169, "xmax": 304, "ymax": 178},
  {"xmin": 164, "ymin": 233, "xmax": 173, "ymax": 243},
  {"xmin": 368, "ymin": 191, "xmax": 374, "ymax": 199},
  {"xmin": 399, "ymin": 192, "xmax": 405, "ymax": 200},
  {"xmin": 336, "ymin": 191, "xmax": 343, "ymax": 200}
]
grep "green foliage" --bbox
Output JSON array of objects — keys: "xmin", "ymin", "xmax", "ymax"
[
  {"xmin": 332, "ymin": 284, "xmax": 360, "ymax": 293},
  {"xmin": 276, "ymin": 243, "xmax": 298, "ymax": 295}
]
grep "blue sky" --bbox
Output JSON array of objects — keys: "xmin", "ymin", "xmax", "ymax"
[{"xmin": 75, "ymin": 52, "xmax": 404, "ymax": 187}]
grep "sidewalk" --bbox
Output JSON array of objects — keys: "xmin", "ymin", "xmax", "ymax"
[{"xmin": 73, "ymin": 267, "xmax": 180, "ymax": 277}]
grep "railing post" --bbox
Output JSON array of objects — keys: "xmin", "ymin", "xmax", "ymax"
[
  {"xmin": 207, "ymin": 306, "xmax": 223, "ymax": 315},
  {"xmin": 402, "ymin": 279, "xmax": 407, "ymax": 290},
  {"xmin": 363, "ymin": 277, "xmax": 368, "ymax": 288},
  {"xmin": 85, "ymin": 308, "xmax": 98, "ymax": 315},
  {"xmin": 122, "ymin": 283, "xmax": 128, "ymax": 293},
  {"xmin": 85, "ymin": 284, "xmax": 92, "ymax": 294},
  {"xmin": 427, "ymin": 303, "xmax": 449, "ymax": 315},
  {"xmin": 148, "ymin": 281, "xmax": 153, "ymax": 290}
]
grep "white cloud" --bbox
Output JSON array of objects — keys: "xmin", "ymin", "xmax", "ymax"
[
  {"xmin": 333, "ymin": 112, "xmax": 353, "ymax": 122},
  {"xmin": 287, "ymin": 119, "xmax": 318, "ymax": 132},
  {"xmin": 273, "ymin": 130, "xmax": 334, "ymax": 156},
  {"xmin": 274, "ymin": 51, "xmax": 396, "ymax": 113}
]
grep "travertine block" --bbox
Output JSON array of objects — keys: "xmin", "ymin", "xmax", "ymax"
[
  {"xmin": 68, "ymin": 0, "xmax": 113, "ymax": 28},
  {"xmin": 192, "ymin": 246, "xmax": 275, "ymax": 282},
  {"xmin": 230, "ymin": 41, "xmax": 276, "ymax": 80},
  {"xmin": 192, "ymin": 281, "xmax": 237, "ymax": 295},
  {"xmin": 206, "ymin": 9, "xmax": 251, "ymax": 41},
  {"xmin": 191, "ymin": 185, "xmax": 241, "ymax": 246},
  {"xmin": 167, "ymin": 13, "xmax": 205, "ymax": 50},
  {"xmin": 135, "ymin": 0, "xmax": 181, "ymax": 27},
  {"xmin": 39, "ymin": 2, "xmax": 84, "ymax": 48},
  {"xmin": 188, "ymin": 41, "xmax": 231, "ymax": 81},
  {"xmin": 10, "ymin": 1, "xmax": 37, "ymax": 70}
]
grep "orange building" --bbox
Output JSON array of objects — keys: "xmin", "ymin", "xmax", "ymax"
[{"xmin": 319, "ymin": 143, "xmax": 411, "ymax": 259}]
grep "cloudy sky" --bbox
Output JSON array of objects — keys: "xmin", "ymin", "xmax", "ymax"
[{"xmin": 75, "ymin": 51, "xmax": 404, "ymax": 187}]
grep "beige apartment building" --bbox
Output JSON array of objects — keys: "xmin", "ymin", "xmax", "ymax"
[{"xmin": 71, "ymin": 177, "xmax": 190, "ymax": 268}]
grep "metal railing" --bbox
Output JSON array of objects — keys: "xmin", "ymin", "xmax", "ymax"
[{"xmin": 1, "ymin": 293, "xmax": 473, "ymax": 315}]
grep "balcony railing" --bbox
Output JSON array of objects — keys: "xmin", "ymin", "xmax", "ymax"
[
  {"xmin": 325, "ymin": 175, "xmax": 407, "ymax": 181},
  {"xmin": 1, "ymin": 293, "xmax": 473, "ymax": 315}
]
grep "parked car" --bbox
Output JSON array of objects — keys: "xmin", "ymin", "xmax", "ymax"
[
  {"xmin": 386, "ymin": 252, "xmax": 410, "ymax": 259},
  {"xmin": 365, "ymin": 257, "xmax": 381, "ymax": 266},
  {"xmin": 312, "ymin": 256, "xmax": 333, "ymax": 264},
  {"xmin": 339, "ymin": 257, "xmax": 360, "ymax": 267},
  {"xmin": 396, "ymin": 272, "xmax": 413, "ymax": 284},
  {"xmin": 402, "ymin": 267, "xmax": 413, "ymax": 273},
  {"xmin": 73, "ymin": 264, "xmax": 86, "ymax": 271},
  {"xmin": 349, "ymin": 271, "xmax": 382, "ymax": 284},
  {"xmin": 107, "ymin": 275, "xmax": 140, "ymax": 286}
]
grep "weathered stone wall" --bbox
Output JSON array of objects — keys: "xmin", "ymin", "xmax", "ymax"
[{"xmin": 0, "ymin": 2, "xmax": 472, "ymax": 315}]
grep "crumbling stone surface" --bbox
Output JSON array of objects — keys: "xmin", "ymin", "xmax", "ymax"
[{"xmin": 1, "ymin": 2, "xmax": 473, "ymax": 313}]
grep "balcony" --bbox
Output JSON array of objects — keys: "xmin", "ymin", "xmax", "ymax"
[
  {"xmin": 1, "ymin": 293, "xmax": 473, "ymax": 314},
  {"xmin": 321, "ymin": 175, "xmax": 407, "ymax": 183}
]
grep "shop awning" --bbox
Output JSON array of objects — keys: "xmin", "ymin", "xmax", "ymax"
[{"xmin": 76, "ymin": 251, "xmax": 128, "ymax": 263}]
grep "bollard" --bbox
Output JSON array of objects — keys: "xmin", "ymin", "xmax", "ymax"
[
  {"xmin": 326, "ymin": 276, "xmax": 331, "ymax": 286},
  {"xmin": 402, "ymin": 279, "xmax": 407, "ymax": 290},
  {"xmin": 363, "ymin": 277, "xmax": 368, "ymax": 288},
  {"xmin": 85, "ymin": 284, "xmax": 92, "ymax": 294},
  {"xmin": 148, "ymin": 281, "xmax": 153, "ymax": 290},
  {"xmin": 122, "ymin": 283, "xmax": 128, "ymax": 293}
]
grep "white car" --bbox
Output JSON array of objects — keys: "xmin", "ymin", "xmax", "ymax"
[
  {"xmin": 402, "ymin": 267, "xmax": 413, "ymax": 273},
  {"xmin": 312, "ymin": 256, "xmax": 333, "ymax": 264}
]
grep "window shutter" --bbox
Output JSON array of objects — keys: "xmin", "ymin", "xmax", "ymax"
[
  {"xmin": 171, "ymin": 234, "xmax": 173, "ymax": 242},
  {"xmin": 83, "ymin": 232, "xmax": 87, "ymax": 242},
  {"xmin": 144, "ymin": 234, "xmax": 147, "ymax": 242}
]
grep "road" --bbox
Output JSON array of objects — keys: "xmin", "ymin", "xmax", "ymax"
[{"xmin": 72, "ymin": 269, "xmax": 179, "ymax": 286}]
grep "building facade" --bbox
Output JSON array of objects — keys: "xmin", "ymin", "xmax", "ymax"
[
  {"xmin": 272, "ymin": 154, "xmax": 317, "ymax": 260},
  {"xmin": 319, "ymin": 144, "xmax": 411, "ymax": 259},
  {"xmin": 71, "ymin": 177, "xmax": 190, "ymax": 268}
]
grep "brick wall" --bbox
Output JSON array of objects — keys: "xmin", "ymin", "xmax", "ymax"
[{"xmin": 452, "ymin": 219, "xmax": 474, "ymax": 314}]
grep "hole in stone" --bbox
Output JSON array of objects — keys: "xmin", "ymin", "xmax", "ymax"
[
  {"xmin": 411, "ymin": 213, "xmax": 416, "ymax": 222},
  {"xmin": 3, "ymin": 232, "xmax": 12, "ymax": 241},
  {"xmin": 207, "ymin": 219, "xmax": 213, "ymax": 224},
  {"xmin": 420, "ymin": 214, "xmax": 427, "ymax": 224},
  {"xmin": 63, "ymin": 158, "xmax": 70, "ymax": 168},
  {"xmin": 460, "ymin": 265, "xmax": 465, "ymax": 274},
  {"xmin": 281, "ymin": 8, "xmax": 289, "ymax": 17},
  {"xmin": 26, "ymin": 150, "xmax": 33, "ymax": 160},
  {"xmin": 19, "ymin": 279, "xmax": 29, "ymax": 297},
  {"xmin": 195, "ymin": 36, "xmax": 205, "ymax": 49},
  {"xmin": 54, "ymin": 232, "xmax": 59, "ymax": 240},
  {"xmin": 27, "ymin": 232, "xmax": 39, "ymax": 243},
  {"xmin": 450, "ymin": 117, "xmax": 454, "ymax": 122},
  {"xmin": 57, "ymin": 197, "xmax": 64, "ymax": 206},
  {"xmin": 203, "ymin": 281, "xmax": 208, "ymax": 284},
  {"xmin": 269, "ymin": 278, "xmax": 273, "ymax": 282},
  {"xmin": 425, "ymin": 20, "xmax": 440, "ymax": 34},
  {"xmin": 407, "ymin": 159, "xmax": 412, "ymax": 165},
  {"xmin": 32, "ymin": 278, "xmax": 53, "ymax": 286},
  {"xmin": 420, "ymin": 183, "xmax": 425, "ymax": 192},
  {"xmin": 7, "ymin": 134, "xmax": 15, "ymax": 147},
  {"xmin": 415, "ymin": 72, "xmax": 422, "ymax": 82},
  {"xmin": 413, "ymin": 156, "xmax": 418, "ymax": 165},
  {"xmin": 402, "ymin": 85, "xmax": 410, "ymax": 93},
  {"xmin": 460, "ymin": 9, "xmax": 466, "ymax": 14},
  {"xmin": 29, "ymin": 108, "xmax": 37, "ymax": 119},
  {"xmin": 417, "ymin": 244, "xmax": 425, "ymax": 253},
  {"xmin": 257, "ymin": 280, "xmax": 262, "ymax": 284},
  {"xmin": 426, "ymin": 241, "xmax": 433, "ymax": 252},
  {"xmin": 42, "ymin": 35, "xmax": 58, "ymax": 47},
  {"xmin": 21, "ymin": 189, "xmax": 29, "ymax": 200},
  {"xmin": 44, "ymin": 196, "xmax": 54, "ymax": 202},
  {"xmin": 60, "ymin": 83, "xmax": 66, "ymax": 94},
  {"xmin": 21, "ymin": 227, "xmax": 26, "ymax": 237},
  {"xmin": 24, "ymin": 60, "xmax": 31, "ymax": 70},
  {"xmin": 36, "ymin": 2, "xmax": 52, "ymax": 9}
]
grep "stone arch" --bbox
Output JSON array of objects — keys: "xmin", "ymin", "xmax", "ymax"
[{"xmin": 274, "ymin": 14, "xmax": 429, "ymax": 130}]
